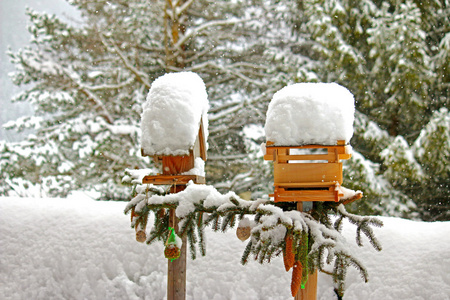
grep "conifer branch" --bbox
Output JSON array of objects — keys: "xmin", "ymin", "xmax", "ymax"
[
  {"xmin": 124, "ymin": 182, "xmax": 383, "ymax": 296},
  {"xmin": 337, "ymin": 204, "xmax": 383, "ymax": 251},
  {"xmin": 101, "ymin": 35, "xmax": 151, "ymax": 89}
]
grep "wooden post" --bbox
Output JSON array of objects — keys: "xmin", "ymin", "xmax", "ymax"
[
  {"xmin": 294, "ymin": 271, "xmax": 318, "ymax": 300},
  {"xmin": 295, "ymin": 202, "xmax": 318, "ymax": 300},
  {"xmin": 167, "ymin": 202, "xmax": 187, "ymax": 300},
  {"xmin": 165, "ymin": 164, "xmax": 190, "ymax": 300}
]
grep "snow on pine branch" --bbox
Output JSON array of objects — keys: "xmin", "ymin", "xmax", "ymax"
[
  {"xmin": 124, "ymin": 181, "xmax": 382, "ymax": 293},
  {"xmin": 175, "ymin": 18, "xmax": 250, "ymax": 51}
]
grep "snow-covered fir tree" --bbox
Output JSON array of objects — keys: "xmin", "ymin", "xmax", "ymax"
[
  {"xmin": 1, "ymin": 0, "xmax": 448, "ymax": 221},
  {"xmin": 0, "ymin": 0, "xmax": 312, "ymax": 199},
  {"xmin": 300, "ymin": 0, "xmax": 449, "ymax": 220}
]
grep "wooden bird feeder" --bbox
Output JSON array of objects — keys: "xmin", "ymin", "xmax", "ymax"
[
  {"xmin": 139, "ymin": 71, "xmax": 209, "ymax": 300},
  {"xmin": 264, "ymin": 140, "xmax": 352, "ymax": 203},
  {"xmin": 263, "ymin": 82, "xmax": 360, "ymax": 206},
  {"xmin": 140, "ymin": 117, "xmax": 207, "ymax": 300},
  {"xmin": 141, "ymin": 117, "xmax": 207, "ymax": 186}
]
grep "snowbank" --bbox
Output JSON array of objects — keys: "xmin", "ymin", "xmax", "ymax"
[
  {"xmin": 1, "ymin": 196, "xmax": 449, "ymax": 300},
  {"xmin": 141, "ymin": 72, "xmax": 209, "ymax": 156},
  {"xmin": 265, "ymin": 83, "xmax": 355, "ymax": 146}
]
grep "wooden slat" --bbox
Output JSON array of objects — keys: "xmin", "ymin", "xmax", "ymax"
[
  {"xmin": 277, "ymin": 154, "xmax": 335, "ymax": 162},
  {"xmin": 267, "ymin": 144, "xmax": 345, "ymax": 150},
  {"xmin": 264, "ymin": 144, "xmax": 351, "ymax": 160},
  {"xmin": 274, "ymin": 191, "xmax": 336, "ymax": 202},
  {"xmin": 267, "ymin": 153, "xmax": 350, "ymax": 162},
  {"xmin": 273, "ymin": 186, "xmax": 343, "ymax": 202},
  {"xmin": 340, "ymin": 192, "xmax": 363, "ymax": 205},
  {"xmin": 274, "ymin": 181, "xmax": 338, "ymax": 188},
  {"xmin": 266, "ymin": 140, "xmax": 348, "ymax": 150},
  {"xmin": 274, "ymin": 162, "xmax": 343, "ymax": 184},
  {"xmin": 338, "ymin": 153, "xmax": 352, "ymax": 160},
  {"xmin": 265, "ymin": 142, "xmax": 352, "ymax": 162},
  {"xmin": 142, "ymin": 175, "xmax": 205, "ymax": 185},
  {"xmin": 198, "ymin": 118, "xmax": 207, "ymax": 161},
  {"xmin": 263, "ymin": 145, "xmax": 275, "ymax": 161},
  {"xmin": 264, "ymin": 154, "xmax": 274, "ymax": 161},
  {"xmin": 278, "ymin": 148, "xmax": 289, "ymax": 163},
  {"xmin": 161, "ymin": 155, "xmax": 194, "ymax": 175}
]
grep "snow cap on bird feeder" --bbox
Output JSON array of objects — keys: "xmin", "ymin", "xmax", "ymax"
[
  {"xmin": 263, "ymin": 82, "xmax": 360, "ymax": 204},
  {"xmin": 141, "ymin": 71, "xmax": 209, "ymax": 158},
  {"xmin": 264, "ymin": 82, "xmax": 355, "ymax": 146}
]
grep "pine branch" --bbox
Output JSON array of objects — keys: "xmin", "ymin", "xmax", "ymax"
[
  {"xmin": 101, "ymin": 35, "xmax": 151, "ymax": 89},
  {"xmin": 337, "ymin": 204, "xmax": 383, "ymax": 251},
  {"xmin": 187, "ymin": 227, "xmax": 197, "ymax": 260},
  {"xmin": 241, "ymin": 239, "xmax": 253, "ymax": 265},
  {"xmin": 174, "ymin": 19, "xmax": 250, "ymax": 50},
  {"xmin": 124, "ymin": 183, "xmax": 383, "ymax": 296},
  {"xmin": 196, "ymin": 212, "xmax": 206, "ymax": 257}
]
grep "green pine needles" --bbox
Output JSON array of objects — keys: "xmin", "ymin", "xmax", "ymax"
[{"xmin": 123, "ymin": 179, "xmax": 383, "ymax": 296}]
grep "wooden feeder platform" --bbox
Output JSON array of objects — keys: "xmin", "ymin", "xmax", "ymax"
[
  {"xmin": 142, "ymin": 174, "xmax": 205, "ymax": 185},
  {"xmin": 264, "ymin": 140, "xmax": 352, "ymax": 203}
]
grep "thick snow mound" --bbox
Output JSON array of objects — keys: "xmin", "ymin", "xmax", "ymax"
[
  {"xmin": 265, "ymin": 82, "xmax": 355, "ymax": 145},
  {"xmin": 1, "ymin": 196, "xmax": 450, "ymax": 300},
  {"xmin": 141, "ymin": 72, "xmax": 208, "ymax": 156}
]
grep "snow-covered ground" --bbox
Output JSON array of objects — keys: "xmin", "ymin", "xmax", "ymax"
[{"xmin": 1, "ymin": 195, "xmax": 449, "ymax": 300}]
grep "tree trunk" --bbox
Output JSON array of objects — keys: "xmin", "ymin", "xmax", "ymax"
[{"xmin": 164, "ymin": 0, "xmax": 187, "ymax": 70}]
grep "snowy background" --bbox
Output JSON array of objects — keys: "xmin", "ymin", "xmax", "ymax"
[
  {"xmin": 1, "ymin": 195, "xmax": 449, "ymax": 300},
  {"xmin": 0, "ymin": 0, "xmax": 79, "ymax": 141}
]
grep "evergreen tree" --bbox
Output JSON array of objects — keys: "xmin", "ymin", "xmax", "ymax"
[
  {"xmin": 366, "ymin": 1, "xmax": 433, "ymax": 136},
  {"xmin": 412, "ymin": 108, "xmax": 450, "ymax": 220},
  {"xmin": 301, "ymin": 0, "xmax": 449, "ymax": 220},
  {"xmin": 2, "ymin": 3, "xmax": 153, "ymax": 198},
  {"xmin": 0, "ymin": 0, "xmax": 315, "ymax": 198},
  {"xmin": 1, "ymin": 0, "xmax": 447, "ymax": 221}
]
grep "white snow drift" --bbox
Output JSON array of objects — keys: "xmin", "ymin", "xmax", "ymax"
[{"xmin": 1, "ymin": 196, "xmax": 449, "ymax": 300}]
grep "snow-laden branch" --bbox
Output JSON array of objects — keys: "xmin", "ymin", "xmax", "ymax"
[
  {"xmin": 82, "ymin": 77, "xmax": 135, "ymax": 91},
  {"xmin": 208, "ymin": 95, "xmax": 266, "ymax": 124},
  {"xmin": 102, "ymin": 35, "xmax": 151, "ymax": 89},
  {"xmin": 175, "ymin": 18, "xmax": 250, "ymax": 50},
  {"xmin": 189, "ymin": 60, "xmax": 265, "ymax": 88},
  {"xmin": 336, "ymin": 204, "xmax": 383, "ymax": 251},
  {"xmin": 77, "ymin": 86, "xmax": 114, "ymax": 124},
  {"xmin": 176, "ymin": 0, "xmax": 195, "ymax": 16},
  {"xmin": 212, "ymin": 169, "xmax": 253, "ymax": 190},
  {"xmin": 54, "ymin": 62, "xmax": 115, "ymax": 125},
  {"xmin": 124, "ymin": 179, "xmax": 382, "ymax": 296}
]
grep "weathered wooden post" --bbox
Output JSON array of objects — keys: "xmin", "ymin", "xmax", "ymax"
[
  {"xmin": 263, "ymin": 82, "xmax": 361, "ymax": 299},
  {"xmin": 140, "ymin": 72, "xmax": 208, "ymax": 300}
]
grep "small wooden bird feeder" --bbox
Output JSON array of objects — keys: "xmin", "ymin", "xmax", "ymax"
[
  {"xmin": 139, "ymin": 71, "xmax": 209, "ymax": 300},
  {"xmin": 264, "ymin": 82, "xmax": 361, "ymax": 204},
  {"xmin": 264, "ymin": 82, "xmax": 362, "ymax": 300},
  {"xmin": 264, "ymin": 140, "xmax": 351, "ymax": 202},
  {"xmin": 140, "ymin": 71, "xmax": 209, "ymax": 186},
  {"xmin": 141, "ymin": 117, "xmax": 207, "ymax": 186}
]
